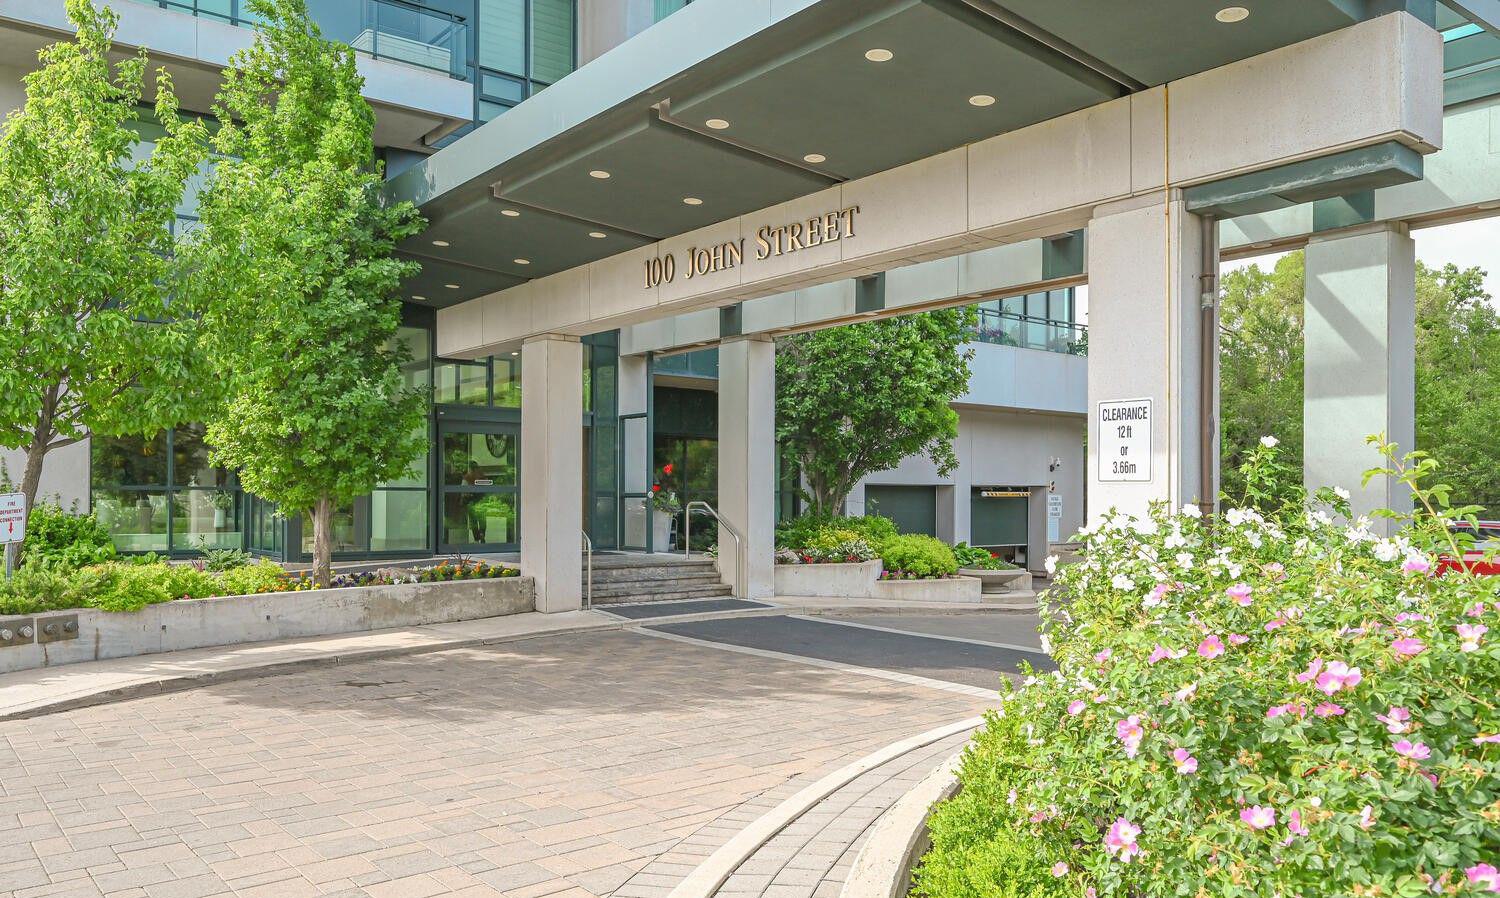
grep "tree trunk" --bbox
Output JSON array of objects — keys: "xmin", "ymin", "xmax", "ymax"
[
  {"xmin": 311, "ymin": 496, "xmax": 333, "ymax": 589},
  {"xmin": 17, "ymin": 392, "xmax": 57, "ymax": 562}
]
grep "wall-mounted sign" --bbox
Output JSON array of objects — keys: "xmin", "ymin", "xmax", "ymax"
[
  {"xmin": 1098, "ymin": 398, "xmax": 1152, "ymax": 482},
  {"xmin": 0, "ymin": 493, "xmax": 23, "ymax": 545},
  {"xmin": 644, "ymin": 205, "xmax": 861, "ymax": 289},
  {"xmin": 979, "ymin": 490, "xmax": 1030, "ymax": 498}
]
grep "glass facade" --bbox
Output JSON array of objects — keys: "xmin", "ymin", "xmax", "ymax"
[
  {"xmin": 92, "ymin": 427, "xmax": 244, "ymax": 554},
  {"xmin": 971, "ymin": 287, "xmax": 1087, "ymax": 356}
]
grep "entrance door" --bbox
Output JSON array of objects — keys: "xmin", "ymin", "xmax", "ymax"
[{"xmin": 439, "ymin": 422, "xmax": 520, "ymax": 553}]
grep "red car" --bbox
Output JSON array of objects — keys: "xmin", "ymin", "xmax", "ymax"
[{"xmin": 1439, "ymin": 521, "xmax": 1500, "ymax": 576}]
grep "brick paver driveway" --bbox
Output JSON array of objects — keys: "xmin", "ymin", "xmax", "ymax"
[{"xmin": 0, "ymin": 626, "xmax": 995, "ymax": 898}]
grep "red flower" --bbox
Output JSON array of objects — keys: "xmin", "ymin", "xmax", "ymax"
[
  {"xmin": 663, "ymin": 463, "xmax": 674, "ymax": 475},
  {"xmin": 651, "ymin": 483, "xmax": 661, "ymax": 493}
]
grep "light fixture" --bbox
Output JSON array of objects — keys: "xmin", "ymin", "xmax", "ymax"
[
  {"xmin": 803, "ymin": 153, "xmax": 827, "ymax": 164},
  {"xmin": 500, "ymin": 209, "xmax": 520, "ymax": 217},
  {"xmin": 705, "ymin": 118, "xmax": 730, "ymax": 130},
  {"xmin": 1215, "ymin": 6, "xmax": 1249, "ymax": 22},
  {"xmin": 968, "ymin": 94, "xmax": 996, "ymax": 107},
  {"xmin": 432, "ymin": 239, "xmax": 450, "ymax": 247},
  {"xmin": 510, "ymin": 351, "xmax": 519, "ymax": 356},
  {"xmin": 444, "ymin": 283, "xmax": 460, "ymax": 289},
  {"xmin": 864, "ymin": 48, "xmax": 893, "ymax": 62},
  {"xmin": 412, "ymin": 295, "xmax": 427, "ymax": 301},
  {"xmin": 589, "ymin": 169, "xmax": 611, "ymax": 179},
  {"xmin": 514, "ymin": 258, "xmax": 531, "ymax": 265},
  {"xmin": 683, "ymin": 197, "xmax": 703, "ymax": 206},
  {"xmin": 588, "ymin": 231, "xmax": 607, "ymax": 239},
  {"xmin": 1477, "ymin": 200, "xmax": 1500, "ymax": 210}
]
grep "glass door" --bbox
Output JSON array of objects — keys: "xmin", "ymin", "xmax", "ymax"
[{"xmin": 439, "ymin": 422, "xmax": 520, "ymax": 553}]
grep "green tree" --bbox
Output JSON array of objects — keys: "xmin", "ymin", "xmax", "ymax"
[
  {"xmin": 1218, "ymin": 253, "xmax": 1306, "ymax": 498},
  {"xmin": 186, "ymin": 0, "xmax": 426, "ymax": 587},
  {"xmin": 0, "ymin": 0, "xmax": 208, "ymax": 547},
  {"xmin": 776, "ymin": 309, "xmax": 976, "ymax": 515},
  {"xmin": 1219, "ymin": 251, "xmax": 1500, "ymax": 512}
]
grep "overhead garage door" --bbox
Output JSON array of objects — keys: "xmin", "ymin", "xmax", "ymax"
[
  {"xmin": 864, "ymin": 485, "xmax": 937, "ymax": 536},
  {"xmin": 971, "ymin": 488, "xmax": 1029, "ymax": 547}
]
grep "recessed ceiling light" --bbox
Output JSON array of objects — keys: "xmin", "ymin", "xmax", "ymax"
[
  {"xmin": 588, "ymin": 231, "xmax": 607, "ymax": 239},
  {"xmin": 412, "ymin": 295, "xmax": 427, "ymax": 301},
  {"xmin": 803, "ymin": 153, "xmax": 827, "ymax": 164},
  {"xmin": 969, "ymin": 94, "xmax": 996, "ymax": 107},
  {"xmin": 514, "ymin": 258, "xmax": 530, "ymax": 265},
  {"xmin": 683, "ymin": 197, "xmax": 703, "ymax": 206},
  {"xmin": 589, "ymin": 169, "xmax": 611, "ymax": 179},
  {"xmin": 500, "ymin": 209, "xmax": 520, "ymax": 217},
  {"xmin": 1215, "ymin": 6, "xmax": 1249, "ymax": 22},
  {"xmin": 444, "ymin": 283, "xmax": 460, "ymax": 289},
  {"xmin": 705, "ymin": 118, "xmax": 730, "ymax": 130},
  {"xmin": 432, "ymin": 239, "xmax": 450, "ymax": 247},
  {"xmin": 864, "ymin": 48, "xmax": 893, "ymax": 62}
]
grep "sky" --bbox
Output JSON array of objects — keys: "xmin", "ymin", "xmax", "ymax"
[{"xmin": 1074, "ymin": 216, "xmax": 1500, "ymax": 324}]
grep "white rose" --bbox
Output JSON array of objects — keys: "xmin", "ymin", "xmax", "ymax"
[
  {"xmin": 1260, "ymin": 435, "xmax": 1279, "ymax": 448},
  {"xmin": 1044, "ymin": 555, "xmax": 1059, "ymax": 575}
]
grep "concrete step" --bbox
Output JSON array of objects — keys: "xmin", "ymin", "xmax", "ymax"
[
  {"xmin": 587, "ymin": 584, "xmax": 734, "ymax": 605},
  {"xmin": 585, "ymin": 575, "xmax": 726, "ymax": 596},
  {"xmin": 584, "ymin": 564, "xmax": 719, "ymax": 583}
]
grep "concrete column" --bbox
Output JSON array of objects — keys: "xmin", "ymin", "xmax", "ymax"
[
  {"xmin": 618, "ymin": 354, "xmax": 648, "ymax": 416},
  {"xmin": 520, "ymin": 334, "xmax": 583, "ymax": 612},
  {"xmin": 1086, "ymin": 193, "xmax": 1216, "ymax": 523},
  {"xmin": 1303, "ymin": 223, "xmax": 1416, "ymax": 522},
  {"xmin": 717, "ymin": 336, "xmax": 775, "ymax": 598}
]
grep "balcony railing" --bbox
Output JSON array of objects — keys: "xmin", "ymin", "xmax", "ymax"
[
  {"xmin": 129, "ymin": 0, "xmax": 469, "ymax": 80},
  {"xmin": 971, "ymin": 309, "xmax": 1088, "ymax": 356}
]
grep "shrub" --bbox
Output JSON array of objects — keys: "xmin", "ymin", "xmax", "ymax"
[
  {"xmin": 202, "ymin": 547, "xmax": 253, "ymax": 573},
  {"xmin": 88, "ymin": 562, "xmax": 218, "ymax": 612},
  {"xmin": 213, "ymin": 560, "xmax": 289, "ymax": 596},
  {"xmin": 916, "ymin": 440, "xmax": 1500, "ymax": 898},
  {"xmin": 0, "ymin": 566, "xmax": 95, "ymax": 615},
  {"xmin": 953, "ymin": 542, "xmax": 1015, "ymax": 571},
  {"xmin": 879, "ymin": 534, "xmax": 958, "ymax": 578},
  {"xmin": 803, "ymin": 529, "xmax": 877, "ymax": 563},
  {"xmin": 776, "ymin": 513, "xmax": 898, "ymax": 550},
  {"xmin": 21, "ymin": 503, "xmax": 116, "ymax": 571}
]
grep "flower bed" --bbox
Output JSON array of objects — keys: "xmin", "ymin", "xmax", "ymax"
[
  {"xmin": 0, "ymin": 557, "xmax": 520, "ymax": 616},
  {"xmin": 914, "ymin": 442, "xmax": 1500, "ymax": 898}
]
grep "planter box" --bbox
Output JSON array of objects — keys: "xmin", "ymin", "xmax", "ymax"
[
  {"xmin": 869, "ymin": 576, "xmax": 982, "ymax": 602},
  {"xmin": 774, "ymin": 560, "xmax": 883, "ymax": 598},
  {"xmin": 958, "ymin": 568, "xmax": 1033, "ymax": 594},
  {"xmin": 0, "ymin": 576, "xmax": 534, "ymax": 675}
]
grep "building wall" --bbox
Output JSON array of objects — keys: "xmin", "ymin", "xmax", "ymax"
[
  {"xmin": 847, "ymin": 407, "xmax": 1085, "ymax": 548},
  {"xmin": 0, "ymin": 442, "xmax": 90, "ymax": 510}
]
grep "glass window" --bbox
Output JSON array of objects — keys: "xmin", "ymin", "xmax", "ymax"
[
  {"xmin": 300, "ymin": 502, "xmax": 360, "ymax": 556},
  {"xmin": 394, "ymin": 325, "xmax": 431, "ymax": 392},
  {"xmin": 443, "ymin": 431, "xmax": 517, "ymax": 487},
  {"xmin": 435, "ymin": 359, "xmax": 491, "ymax": 405},
  {"xmin": 370, "ymin": 489, "xmax": 428, "ymax": 552},
  {"xmin": 172, "ymin": 489, "xmax": 243, "ymax": 552},
  {"xmin": 654, "ymin": 0, "xmax": 690, "ymax": 22},
  {"xmin": 172, "ymin": 424, "xmax": 235, "ymax": 489},
  {"xmin": 481, "ymin": 72, "xmax": 527, "ymax": 103},
  {"xmin": 93, "ymin": 489, "xmax": 169, "ymax": 553},
  {"xmin": 443, "ymin": 492, "xmax": 516, "ymax": 546},
  {"xmin": 93, "ymin": 433, "xmax": 168, "ymax": 487},
  {"xmin": 479, "ymin": 0, "xmax": 526, "ymax": 75},
  {"xmin": 494, "ymin": 354, "xmax": 522, "ymax": 407},
  {"xmin": 531, "ymin": 0, "xmax": 574, "ymax": 84}
]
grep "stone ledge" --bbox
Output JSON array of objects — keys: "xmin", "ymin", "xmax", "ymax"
[{"xmin": 0, "ymin": 576, "xmax": 535, "ymax": 675}]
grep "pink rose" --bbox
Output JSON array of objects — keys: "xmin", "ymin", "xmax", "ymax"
[
  {"xmin": 1067, "ymin": 699, "xmax": 1086, "ymax": 716},
  {"xmin": 1226, "ymin": 583, "xmax": 1253, "ymax": 606},
  {"xmin": 1197, "ymin": 635, "xmax": 1226, "ymax": 659},
  {"xmin": 1313, "ymin": 702, "xmax": 1345, "ymax": 718},
  {"xmin": 1466, "ymin": 864, "xmax": 1499, "ymax": 892},
  {"xmin": 1050, "ymin": 862, "xmax": 1069, "ymax": 877},
  {"xmin": 1171, "ymin": 747, "xmax": 1198, "ymax": 774},
  {"xmin": 1393, "ymin": 739, "xmax": 1431, "ymax": 761},
  {"xmin": 1376, "ymin": 706, "xmax": 1411, "ymax": 734},
  {"xmin": 1240, "ymin": 805, "xmax": 1276, "ymax": 830},
  {"xmin": 1458, "ymin": 623, "xmax": 1487, "ymax": 653},
  {"xmin": 1116, "ymin": 715, "xmax": 1144, "ymax": 758},
  {"xmin": 1229, "ymin": 633, "xmax": 1249, "ymax": 646},
  {"xmin": 1104, "ymin": 817, "xmax": 1141, "ymax": 862},
  {"xmin": 1391, "ymin": 637, "xmax": 1426, "ymax": 658}
]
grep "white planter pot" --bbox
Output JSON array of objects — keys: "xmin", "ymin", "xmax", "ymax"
[
  {"xmin": 869, "ymin": 576, "xmax": 983, "ymax": 602},
  {"xmin": 652, "ymin": 510, "xmax": 674, "ymax": 551}
]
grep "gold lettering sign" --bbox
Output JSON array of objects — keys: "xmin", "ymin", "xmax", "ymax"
[
  {"xmin": 644, "ymin": 205, "xmax": 861, "ymax": 289},
  {"xmin": 980, "ymin": 490, "xmax": 1031, "ymax": 498}
]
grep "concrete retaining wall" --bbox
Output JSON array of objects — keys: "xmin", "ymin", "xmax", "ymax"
[
  {"xmin": 774, "ymin": 560, "xmax": 884, "ymax": 598},
  {"xmin": 0, "ymin": 577, "xmax": 535, "ymax": 674},
  {"xmin": 774, "ymin": 561, "xmax": 982, "ymax": 602}
]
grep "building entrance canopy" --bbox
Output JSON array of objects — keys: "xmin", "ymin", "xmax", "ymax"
[{"xmin": 386, "ymin": 0, "xmax": 1423, "ymax": 315}]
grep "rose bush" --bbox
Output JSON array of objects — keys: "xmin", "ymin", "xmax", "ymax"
[{"xmin": 916, "ymin": 440, "xmax": 1499, "ymax": 898}]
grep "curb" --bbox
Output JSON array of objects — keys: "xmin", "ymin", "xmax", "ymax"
[
  {"xmin": 0, "ymin": 598, "xmax": 1034, "ymax": 721},
  {"xmin": 664, "ymin": 718, "xmax": 983, "ymax": 898},
  {"xmin": 841, "ymin": 753, "xmax": 963, "ymax": 898}
]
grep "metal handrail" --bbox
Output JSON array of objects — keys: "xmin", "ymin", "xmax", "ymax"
[
  {"xmin": 684, "ymin": 501, "xmax": 744, "ymax": 590},
  {"xmin": 581, "ymin": 530, "xmax": 593, "ymax": 609}
]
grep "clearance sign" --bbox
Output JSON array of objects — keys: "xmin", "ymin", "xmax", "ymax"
[{"xmin": 1098, "ymin": 399, "xmax": 1152, "ymax": 482}]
